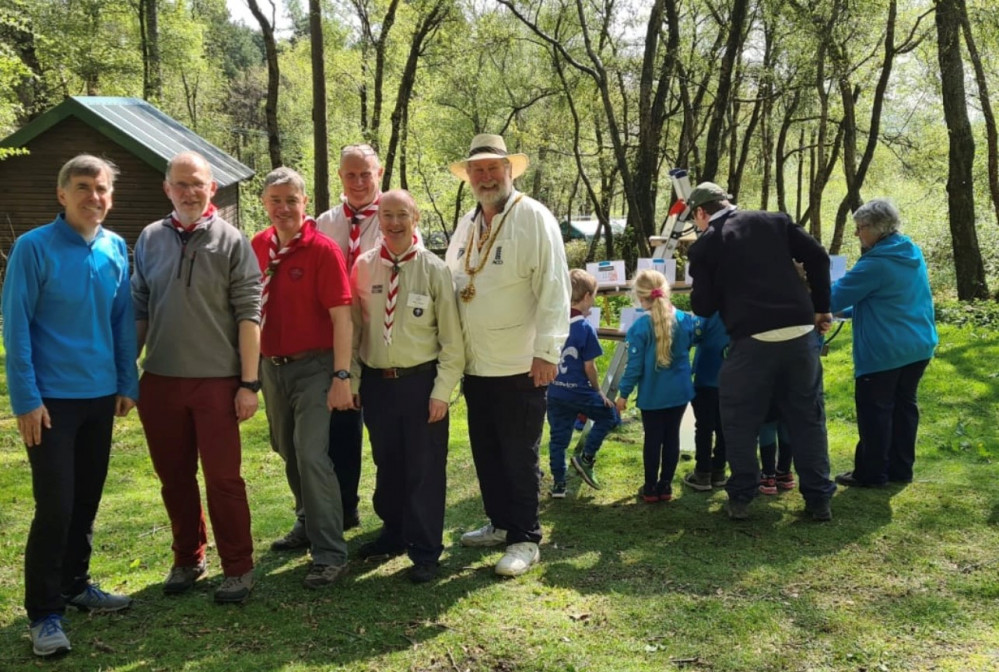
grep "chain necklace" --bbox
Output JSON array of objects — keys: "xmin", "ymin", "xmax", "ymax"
[{"xmin": 460, "ymin": 194, "xmax": 524, "ymax": 303}]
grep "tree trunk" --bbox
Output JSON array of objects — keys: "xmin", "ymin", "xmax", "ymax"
[
  {"xmin": 935, "ymin": 0, "xmax": 988, "ymax": 299},
  {"xmin": 310, "ymin": 0, "xmax": 329, "ymax": 213},
  {"xmin": 140, "ymin": 0, "xmax": 161, "ymax": 101},
  {"xmin": 957, "ymin": 0, "xmax": 999, "ymax": 229},
  {"xmin": 382, "ymin": 1, "xmax": 449, "ymax": 190},
  {"xmin": 247, "ymin": 0, "xmax": 283, "ymax": 169},
  {"xmin": 701, "ymin": 0, "xmax": 749, "ymax": 183}
]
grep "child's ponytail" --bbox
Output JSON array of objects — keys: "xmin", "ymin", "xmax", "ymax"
[{"xmin": 633, "ymin": 269, "xmax": 675, "ymax": 368}]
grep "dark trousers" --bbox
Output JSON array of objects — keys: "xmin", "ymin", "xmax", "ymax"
[
  {"xmin": 329, "ymin": 408, "xmax": 363, "ymax": 516},
  {"xmin": 640, "ymin": 405, "xmax": 687, "ymax": 492},
  {"xmin": 720, "ymin": 333, "xmax": 835, "ymax": 505},
  {"xmin": 137, "ymin": 373, "xmax": 253, "ymax": 577},
  {"xmin": 464, "ymin": 374, "xmax": 545, "ymax": 545},
  {"xmin": 24, "ymin": 396, "xmax": 115, "ymax": 621},
  {"xmin": 852, "ymin": 359, "xmax": 930, "ymax": 485},
  {"xmin": 361, "ymin": 368, "xmax": 447, "ymax": 564},
  {"xmin": 546, "ymin": 397, "xmax": 617, "ymax": 483},
  {"xmin": 691, "ymin": 386, "xmax": 726, "ymax": 474}
]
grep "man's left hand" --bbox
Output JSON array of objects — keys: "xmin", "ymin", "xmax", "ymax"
[
  {"xmin": 428, "ymin": 399, "xmax": 448, "ymax": 423},
  {"xmin": 529, "ymin": 358, "xmax": 557, "ymax": 387},
  {"xmin": 327, "ymin": 378, "xmax": 354, "ymax": 411},
  {"xmin": 235, "ymin": 388, "xmax": 259, "ymax": 422},
  {"xmin": 115, "ymin": 396, "xmax": 136, "ymax": 417}
]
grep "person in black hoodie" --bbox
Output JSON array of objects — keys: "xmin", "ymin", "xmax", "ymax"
[{"xmin": 685, "ymin": 182, "xmax": 836, "ymax": 521}]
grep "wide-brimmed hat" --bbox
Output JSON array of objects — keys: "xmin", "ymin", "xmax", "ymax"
[
  {"xmin": 680, "ymin": 181, "xmax": 732, "ymax": 220},
  {"xmin": 449, "ymin": 134, "xmax": 530, "ymax": 181}
]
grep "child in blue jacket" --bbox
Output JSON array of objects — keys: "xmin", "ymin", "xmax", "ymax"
[
  {"xmin": 547, "ymin": 269, "xmax": 618, "ymax": 497},
  {"xmin": 615, "ymin": 270, "xmax": 697, "ymax": 502}
]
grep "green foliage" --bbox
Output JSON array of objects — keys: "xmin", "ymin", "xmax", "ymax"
[{"xmin": 935, "ymin": 299, "xmax": 999, "ymax": 329}]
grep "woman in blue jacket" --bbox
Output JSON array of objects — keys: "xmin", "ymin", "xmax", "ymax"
[{"xmin": 830, "ymin": 199, "xmax": 937, "ymax": 487}]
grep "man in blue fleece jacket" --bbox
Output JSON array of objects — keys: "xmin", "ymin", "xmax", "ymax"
[{"xmin": 2, "ymin": 155, "xmax": 139, "ymax": 657}]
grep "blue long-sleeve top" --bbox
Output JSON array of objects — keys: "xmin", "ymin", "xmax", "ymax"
[
  {"xmin": 618, "ymin": 309, "xmax": 697, "ymax": 410},
  {"xmin": 829, "ymin": 232, "xmax": 937, "ymax": 378},
  {"xmin": 692, "ymin": 312, "xmax": 728, "ymax": 389},
  {"xmin": 2, "ymin": 215, "xmax": 139, "ymax": 415}
]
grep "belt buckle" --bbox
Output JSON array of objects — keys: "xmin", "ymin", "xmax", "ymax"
[
  {"xmin": 270, "ymin": 355, "xmax": 289, "ymax": 366},
  {"xmin": 383, "ymin": 368, "xmax": 399, "ymax": 379}
]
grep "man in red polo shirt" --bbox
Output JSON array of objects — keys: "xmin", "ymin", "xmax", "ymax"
[{"xmin": 251, "ymin": 166, "xmax": 354, "ymax": 588}]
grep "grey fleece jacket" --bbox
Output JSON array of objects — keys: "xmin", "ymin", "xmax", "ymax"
[{"xmin": 132, "ymin": 216, "xmax": 261, "ymax": 378}]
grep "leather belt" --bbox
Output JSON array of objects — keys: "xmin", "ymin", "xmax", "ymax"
[
  {"xmin": 266, "ymin": 348, "xmax": 331, "ymax": 366},
  {"xmin": 362, "ymin": 361, "xmax": 436, "ymax": 380}
]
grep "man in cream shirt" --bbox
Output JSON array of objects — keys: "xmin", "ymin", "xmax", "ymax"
[
  {"xmin": 444, "ymin": 133, "xmax": 570, "ymax": 577},
  {"xmin": 349, "ymin": 189, "xmax": 463, "ymax": 584}
]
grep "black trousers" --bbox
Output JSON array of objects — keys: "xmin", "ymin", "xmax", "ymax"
[
  {"xmin": 463, "ymin": 374, "xmax": 545, "ymax": 545},
  {"xmin": 640, "ymin": 405, "xmax": 687, "ymax": 492},
  {"xmin": 852, "ymin": 359, "xmax": 930, "ymax": 485},
  {"xmin": 328, "ymin": 408, "xmax": 363, "ymax": 516},
  {"xmin": 691, "ymin": 386, "xmax": 726, "ymax": 474},
  {"xmin": 24, "ymin": 396, "xmax": 116, "ymax": 621},
  {"xmin": 361, "ymin": 369, "xmax": 448, "ymax": 564},
  {"xmin": 719, "ymin": 333, "xmax": 835, "ymax": 505}
]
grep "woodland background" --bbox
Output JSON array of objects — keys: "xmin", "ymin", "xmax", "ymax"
[{"xmin": 2, "ymin": 0, "xmax": 998, "ymax": 298}]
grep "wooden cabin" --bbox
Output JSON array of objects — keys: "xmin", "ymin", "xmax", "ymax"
[{"xmin": 0, "ymin": 97, "xmax": 254, "ymax": 257}]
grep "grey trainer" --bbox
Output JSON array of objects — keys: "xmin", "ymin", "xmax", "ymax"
[
  {"xmin": 66, "ymin": 584, "xmax": 132, "ymax": 613},
  {"xmin": 29, "ymin": 614, "xmax": 70, "ymax": 657}
]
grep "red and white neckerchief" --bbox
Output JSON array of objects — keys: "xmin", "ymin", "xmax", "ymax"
[
  {"xmin": 171, "ymin": 203, "xmax": 217, "ymax": 232},
  {"xmin": 260, "ymin": 217, "xmax": 312, "ymax": 330},
  {"xmin": 379, "ymin": 236, "xmax": 419, "ymax": 346},
  {"xmin": 342, "ymin": 195, "xmax": 380, "ymax": 269}
]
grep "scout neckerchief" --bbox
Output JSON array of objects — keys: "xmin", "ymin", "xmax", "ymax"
[
  {"xmin": 379, "ymin": 235, "xmax": 419, "ymax": 345},
  {"xmin": 260, "ymin": 216, "xmax": 312, "ymax": 330},
  {"xmin": 171, "ymin": 204, "xmax": 217, "ymax": 239},
  {"xmin": 342, "ymin": 195, "xmax": 381, "ymax": 269}
]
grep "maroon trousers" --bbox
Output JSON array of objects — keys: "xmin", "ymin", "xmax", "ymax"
[{"xmin": 137, "ymin": 373, "xmax": 253, "ymax": 576}]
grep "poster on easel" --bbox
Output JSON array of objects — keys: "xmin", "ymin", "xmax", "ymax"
[
  {"xmin": 587, "ymin": 260, "xmax": 626, "ymax": 288},
  {"xmin": 635, "ymin": 258, "xmax": 677, "ymax": 284}
]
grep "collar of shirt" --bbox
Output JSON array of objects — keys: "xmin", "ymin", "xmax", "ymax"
[{"xmin": 708, "ymin": 204, "xmax": 738, "ymax": 223}]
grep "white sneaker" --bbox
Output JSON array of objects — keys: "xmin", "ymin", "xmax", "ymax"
[
  {"xmin": 495, "ymin": 542, "xmax": 539, "ymax": 577},
  {"xmin": 460, "ymin": 523, "xmax": 507, "ymax": 547}
]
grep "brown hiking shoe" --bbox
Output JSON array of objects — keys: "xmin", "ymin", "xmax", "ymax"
[{"xmin": 303, "ymin": 563, "xmax": 346, "ymax": 589}]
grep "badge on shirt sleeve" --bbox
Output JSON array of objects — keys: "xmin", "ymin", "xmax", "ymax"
[{"xmin": 407, "ymin": 293, "xmax": 430, "ymax": 309}]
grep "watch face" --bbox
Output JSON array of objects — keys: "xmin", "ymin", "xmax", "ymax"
[{"xmin": 334, "ymin": 370, "xmax": 351, "ymax": 380}]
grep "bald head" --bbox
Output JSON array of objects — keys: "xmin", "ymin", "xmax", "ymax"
[{"xmin": 379, "ymin": 189, "xmax": 420, "ymax": 255}]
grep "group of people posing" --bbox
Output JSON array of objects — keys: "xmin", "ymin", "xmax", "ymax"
[{"xmin": 2, "ymin": 133, "xmax": 937, "ymax": 660}]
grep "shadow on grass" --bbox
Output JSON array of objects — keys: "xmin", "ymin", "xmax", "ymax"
[{"xmin": 536, "ymin": 480, "xmax": 898, "ymax": 599}]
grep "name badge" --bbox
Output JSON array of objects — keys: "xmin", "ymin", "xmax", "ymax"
[{"xmin": 407, "ymin": 293, "xmax": 430, "ymax": 309}]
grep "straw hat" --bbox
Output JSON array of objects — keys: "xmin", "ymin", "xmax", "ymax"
[{"xmin": 449, "ymin": 134, "xmax": 530, "ymax": 181}]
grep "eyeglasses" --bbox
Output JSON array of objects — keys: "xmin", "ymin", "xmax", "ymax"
[
  {"xmin": 340, "ymin": 143, "xmax": 377, "ymax": 157},
  {"xmin": 168, "ymin": 181, "xmax": 211, "ymax": 193},
  {"xmin": 854, "ymin": 223, "xmax": 871, "ymax": 234}
]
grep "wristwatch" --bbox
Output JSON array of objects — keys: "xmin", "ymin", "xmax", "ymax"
[
  {"xmin": 239, "ymin": 379, "xmax": 262, "ymax": 393},
  {"xmin": 333, "ymin": 369, "xmax": 351, "ymax": 381}
]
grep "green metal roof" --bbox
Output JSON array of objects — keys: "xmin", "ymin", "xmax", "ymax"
[{"xmin": 1, "ymin": 96, "xmax": 254, "ymax": 188}]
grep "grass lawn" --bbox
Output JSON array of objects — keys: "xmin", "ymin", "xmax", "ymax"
[{"xmin": 1, "ymin": 321, "xmax": 998, "ymax": 671}]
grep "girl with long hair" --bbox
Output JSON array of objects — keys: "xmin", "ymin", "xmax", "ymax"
[{"xmin": 616, "ymin": 270, "xmax": 698, "ymax": 502}]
